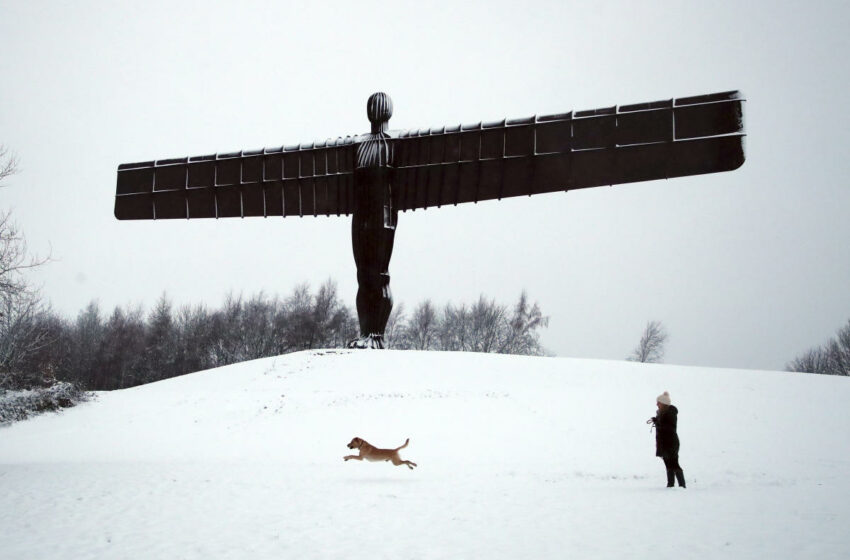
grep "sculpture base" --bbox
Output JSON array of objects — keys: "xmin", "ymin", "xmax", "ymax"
[{"xmin": 347, "ymin": 335, "xmax": 386, "ymax": 349}]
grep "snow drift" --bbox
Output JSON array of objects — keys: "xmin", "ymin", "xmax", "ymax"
[{"xmin": 1, "ymin": 350, "xmax": 849, "ymax": 559}]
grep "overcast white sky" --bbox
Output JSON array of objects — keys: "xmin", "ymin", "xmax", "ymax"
[{"xmin": 2, "ymin": 0, "xmax": 848, "ymax": 371}]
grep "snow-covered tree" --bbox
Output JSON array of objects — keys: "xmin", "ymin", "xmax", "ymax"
[{"xmin": 0, "ymin": 146, "xmax": 52, "ymax": 389}]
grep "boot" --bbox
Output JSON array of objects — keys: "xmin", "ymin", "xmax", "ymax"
[
  {"xmin": 666, "ymin": 469, "xmax": 675, "ymax": 488},
  {"xmin": 675, "ymin": 468, "xmax": 686, "ymax": 488}
]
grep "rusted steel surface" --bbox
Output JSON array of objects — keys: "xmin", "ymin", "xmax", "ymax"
[
  {"xmin": 115, "ymin": 138, "xmax": 358, "ymax": 220},
  {"xmin": 392, "ymin": 91, "xmax": 745, "ymax": 211},
  {"xmin": 114, "ymin": 91, "xmax": 744, "ymax": 221}
]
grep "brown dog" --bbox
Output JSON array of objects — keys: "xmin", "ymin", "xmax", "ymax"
[{"xmin": 344, "ymin": 437, "xmax": 417, "ymax": 469}]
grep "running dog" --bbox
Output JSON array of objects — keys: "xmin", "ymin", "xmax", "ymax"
[{"xmin": 344, "ymin": 437, "xmax": 417, "ymax": 470}]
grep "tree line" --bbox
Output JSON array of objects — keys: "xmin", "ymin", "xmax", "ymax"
[
  {"xmin": 385, "ymin": 292, "xmax": 549, "ymax": 355},
  {"xmin": 3, "ymin": 281, "xmax": 550, "ymax": 391}
]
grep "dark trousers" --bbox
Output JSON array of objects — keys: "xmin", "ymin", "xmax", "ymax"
[
  {"xmin": 661, "ymin": 453, "xmax": 686, "ymax": 487},
  {"xmin": 662, "ymin": 454, "xmax": 681, "ymax": 471}
]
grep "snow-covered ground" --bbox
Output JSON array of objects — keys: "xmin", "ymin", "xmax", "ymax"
[{"xmin": 2, "ymin": 350, "xmax": 849, "ymax": 559}]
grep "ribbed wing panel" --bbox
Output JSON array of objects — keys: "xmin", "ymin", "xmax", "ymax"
[
  {"xmin": 115, "ymin": 138, "xmax": 357, "ymax": 220},
  {"xmin": 391, "ymin": 91, "xmax": 745, "ymax": 211}
]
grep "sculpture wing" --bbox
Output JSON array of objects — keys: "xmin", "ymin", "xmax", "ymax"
[
  {"xmin": 390, "ymin": 91, "xmax": 745, "ymax": 212},
  {"xmin": 114, "ymin": 137, "xmax": 358, "ymax": 220}
]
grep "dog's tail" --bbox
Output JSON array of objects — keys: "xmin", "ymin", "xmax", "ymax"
[{"xmin": 395, "ymin": 438, "xmax": 410, "ymax": 451}]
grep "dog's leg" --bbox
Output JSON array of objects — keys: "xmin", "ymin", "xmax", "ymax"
[
  {"xmin": 344, "ymin": 455, "xmax": 364, "ymax": 461},
  {"xmin": 391, "ymin": 457, "xmax": 417, "ymax": 470}
]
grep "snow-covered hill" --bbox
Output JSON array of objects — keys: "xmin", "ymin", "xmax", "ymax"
[{"xmin": 2, "ymin": 350, "xmax": 849, "ymax": 559}]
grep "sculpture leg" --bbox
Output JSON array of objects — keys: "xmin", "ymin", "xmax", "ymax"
[
  {"xmin": 349, "ymin": 168, "xmax": 397, "ymax": 349},
  {"xmin": 350, "ymin": 227, "xmax": 395, "ymax": 348},
  {"xmin": 353, "ymin": 267, "xmax": 393, "ymax": 348}
]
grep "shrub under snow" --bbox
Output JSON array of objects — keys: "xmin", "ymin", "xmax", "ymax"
[{"xmin": 0, "ymin": 382, "xmax": 90, "ymax": 424}]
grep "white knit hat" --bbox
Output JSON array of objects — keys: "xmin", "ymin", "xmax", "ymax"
[{"xmin": 656, "ymin": 391, "xmax": 671, "ymax": 405}]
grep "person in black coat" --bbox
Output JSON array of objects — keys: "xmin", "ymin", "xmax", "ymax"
[{"xmin": 648, "ymin": 391, "xmax": 686, "ymax": 488}]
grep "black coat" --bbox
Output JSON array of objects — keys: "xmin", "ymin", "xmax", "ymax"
[{"xmin": 654, "ymin": 405, "xmax": 680, "ymax": 458}]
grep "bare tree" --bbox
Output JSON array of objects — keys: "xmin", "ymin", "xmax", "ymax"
[
  {"xmin": 0, "ymin": 145, "xmax": 18, "ymax": 186},
  {"xmin": 628, "ymin": 320, "xmax": 668, "ymax": 363},
  {"xmin": 786, "ymin": 346, "xmax": 831, "ymax": 375},
  {"xmin": 401, "ymin": 291, "xmax": 549, "ymax": 355},
  {"xmin": 498, "ymin": 291, "xmax": 549, "ymax": 355},
  {"xmin": 468, "ymin": 295, "xmax": 505, "ymax": 353},
  {"xmin": 239, "ymin": 292, "xmax": 277, "ymax": 359},
  {"xmin": 67, "ymin": 301, "xmax": 105, "ymax": 388},
  {"xmin": 209, "ymin": 292, "xmax": 245, "ymax": 365},
  {"xmin": 408, "ymin": 299, "xmax": 437, "ymax": 350},
  {"xmin": 826, "ymin": 321, "xmax": 850, "ymax": 375},
  {"xmin": 1, "ymin": 146, "xmax": 38, "ymax": 299},
  {"xmin": 280, "ymin": 280, "xmax": 353, "ymax": 351},
  {"xmin": 144, "ymin": 294, "xmax": 178, "ymax": 382},
  {"xmin": 437, "ymin": 302, "xmax": 470, "ymax": 351},
  {"xmin": 311, "ymin": 279, "xmax": 356, "ymax": 348},
  {"xmin": 0, "ymin": 291, "xmax": 54, "ymax": 388},
  {"xmin": 1, "ymin": 148, "xmax": 49, "ymax": 291},
  {"xmin": 101, "ymin": 304, "xmax": 146, "ymax": 389},
  {"xmin": 787, "ymin": 319, "xmax": 850, "ymax": 376},
  {"xmin": 384, "ymin": 302, "xmax": 406, "ymax": 349},
  {"xmin": 0, "ymin": 146, "xmax": 53, "ymax": 388}
]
